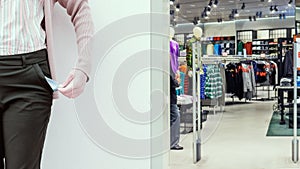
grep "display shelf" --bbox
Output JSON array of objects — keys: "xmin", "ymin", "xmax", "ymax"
[{"xmin": 201, "ymin": 36, "xmax": 235, "ymax": 56}]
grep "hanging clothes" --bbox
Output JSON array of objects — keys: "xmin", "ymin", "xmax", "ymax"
[
  {"xmin": 225, "ymin": 63, "xmax": 238, "ymax": 94},
  {"xmin": 205, "ymin": 65, "xmax": 223, "ymax": 99},
  {"xmin": 200, "ymin": 65, "xmax": 207, "ymax": 99},
  {"xmin": 244, "ymin": 42, "xmax": 252, "ymax": 55},
  {"xmin": 237, "ymin": 41, "xmax": 244, "ymax": 54},
  {"xmin": 240, "ymin": 62, "xmax": 256, "ymax": 100},
  {"xmin": 270, "ymin": 61, "xmax": 278, "ymax": 85},
  {"xmin": 186, "ymin": 36, "xmax": 199, "ymax": 69},
  {"xmin": 256, "ymin": 61, "xmax": 269, "ymax": 84},
  {"xmin": 214, "ymin": 43, "xmax": 222, "ymax": 55},
  {"xmin": 206, "ymin": 43, "xmax": 214, "ymax": 55},
  {"xmin": 283, "ymin": 50, "xmax": 293, "ymax": 77},
  {"xmin": 218, "ymin": 64, "xmax": 226, "ymax": 107}
]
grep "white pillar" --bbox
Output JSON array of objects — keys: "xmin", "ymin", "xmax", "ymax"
[{"xmin": 42, "ymin": 1, "xmax": 169, "ymax": 169}]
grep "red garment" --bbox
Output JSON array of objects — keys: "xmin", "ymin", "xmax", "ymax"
[
  {"xmin": 184, "ymin": 74, "xmax": 189, "ymax": 94},
  {"xmin": 244, "ymin": 42, "xmax": 252, "ymax": 55}
]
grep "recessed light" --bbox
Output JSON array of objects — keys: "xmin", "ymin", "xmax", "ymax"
[
  {"xmin": 190, "ymin": 4, "xmax": 196, "ymax": 7},
  {"xmin": 229, "ymin": 0, "xmax": 234, "ymax": 3}
]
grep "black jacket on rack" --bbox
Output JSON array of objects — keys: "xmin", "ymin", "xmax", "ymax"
[{"xmin": 283, "ymin": 50, "xmax": 293, "ymax": 77}]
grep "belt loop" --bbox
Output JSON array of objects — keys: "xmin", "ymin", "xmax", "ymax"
[{"xmin": 21, "ymin": 55, "xmax": 26, "ymax": 68}]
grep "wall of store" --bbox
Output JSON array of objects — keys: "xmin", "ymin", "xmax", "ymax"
[
  {"xmin": 42, "ymin": 1, "xmax": 169, "ymax": 169},
  {"xmin": 175, "ymin": 17, "xmax": 295, "ymax": 37},
  {"xmin": 204, "ymin": 21, "xmax": 236, "ymax": 37},
  {"xmin": 174, "ymin": 23, "xmax": 204, "ymax": 34},
  {"xmin": 235, "ymin": 17, "xmax": 295, "ymax": 30}
]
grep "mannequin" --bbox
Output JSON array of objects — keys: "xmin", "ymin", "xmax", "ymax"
[{"xmin": 186, "ymin": 27, "xmax": 202, "ymax": 70}]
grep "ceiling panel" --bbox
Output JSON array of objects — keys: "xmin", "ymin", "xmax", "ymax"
[{"xmin": 170, "ymin": 0, "xmax": 295, "ymax": 25}]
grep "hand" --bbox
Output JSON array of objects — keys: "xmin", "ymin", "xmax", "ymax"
[{"xmin": 58, "ymin": 69, "xmax": 88, "ymax": 98}]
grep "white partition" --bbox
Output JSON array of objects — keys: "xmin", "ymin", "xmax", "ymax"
[{"xmin": 42, "ymin": 1, "xmax": 169, "ymax": 169}]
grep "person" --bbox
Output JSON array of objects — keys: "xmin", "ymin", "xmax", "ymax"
[
  {"xmin": 169, "ymin": 27, "xmax": 183, "ymax": 150},
  {"xmin": 0, "ymin": 0, "xmax": 94, "ymax": 168},
  {"xmin": 170, "ymin": 72, "xmax": 183, "ymax": 150}
]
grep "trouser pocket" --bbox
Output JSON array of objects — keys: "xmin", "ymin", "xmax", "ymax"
[{"xmin": 32, "ymin": 61, "xmax": 54, "ymax": 94}]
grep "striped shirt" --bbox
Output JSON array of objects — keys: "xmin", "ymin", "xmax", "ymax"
[{"xmin": 0, "ymin": 0, "xmax": 46, "ymax": 55}]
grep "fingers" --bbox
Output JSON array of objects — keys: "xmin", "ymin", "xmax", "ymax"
[
  {"xmin": 58, "ymin": 83, "xmax": 84, "ymax": 98},
  {"xmin": 61, "ymin": 72, "xmax": 75, "ymax": 87}
]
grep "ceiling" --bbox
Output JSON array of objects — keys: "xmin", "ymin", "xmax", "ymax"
[{"xmin": 170, "ymin": 0, "xmax": 296, "ymax": 25}]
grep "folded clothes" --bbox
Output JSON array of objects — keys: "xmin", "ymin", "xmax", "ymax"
[{"xmin": 280, "ymin": 78, "xmax": 292, "ymax": 86}]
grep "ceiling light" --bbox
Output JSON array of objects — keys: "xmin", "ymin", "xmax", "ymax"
[
  {"xmin": 206, "ymin": 7, "xmax": 211, "ymax": 15},
  {"xmin": 234, "ymin": 9, "xmax": 239, "ymax": 17},
  {"xmin": 288, "ymin": 0, "xmax": 293, "ymax": 6},
  {"xmin": 204, "ymin": 13, "xmax": 209, "ymax": 19},
  {"xmin": 170, "ymin": 10, "xmax": 175, "ymax": 15},
  {"xmin": 190, "ymin": 4, "xmax": 196, "ymax": 7},
  {"xmin": 193, "ymin": 17, "xmax": 198, "ymax": 25},
  {"xmin": 175, "ymin": 4, "xmax": 180, "ymax": 12},
  {"xmin": 213, "ymin": 0, "xmax": 218, "ymax": 8},
  {"xmin": 241, "ymin": 3, "xmax": 245, "ymax": 10},
  {"xmin": 170, "ymin": 0, "xmax": 175, "ymax": 5},
  {"xmin": 208, "ymin": 0, "xmax": 213, "ymax": 7},
  {"xmin": 268, "ymin": 0, "xmax": 272, "ymax": 2},
  {"xmin": 270, "ymin": 6, "xmax": 274, "ymax": 13}
]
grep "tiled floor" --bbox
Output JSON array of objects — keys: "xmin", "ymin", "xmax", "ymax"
[{"xmin": 170, "ymin": 94, "xmax": 300, "ymax": 169}]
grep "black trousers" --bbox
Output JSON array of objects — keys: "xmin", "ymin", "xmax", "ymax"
[{"xmin": 0, "ymin": 49, "xmax": 53, "ymax": 169}]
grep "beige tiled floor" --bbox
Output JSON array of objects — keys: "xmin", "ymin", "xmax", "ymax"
[{"xmin": 170, "ymin": 96, "xmax": 300, "ymax": 169}]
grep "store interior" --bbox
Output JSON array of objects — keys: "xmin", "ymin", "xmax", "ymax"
[{"xmin": 169, "ymin": 0, "xmax": 300, "ymax": 168}]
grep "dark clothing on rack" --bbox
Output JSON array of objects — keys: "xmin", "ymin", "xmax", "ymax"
[
  {"xmin": 225, "ymin": 62, "xmax": 256, "ymax": 100},
  {"xmin": 218, "ymin": 65, "xmax": 226, "ymax": 107},
  {"xmin": 283, "ymin": 50, "xmax": 293, "ymax": 77},
  {"xmin": 225, "ymin": 63, "xmax": 238, "ymax": 94}
]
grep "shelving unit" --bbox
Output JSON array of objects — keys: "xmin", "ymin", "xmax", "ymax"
[
  {"xmin": 201, "ymin": 36, "xmax": 235, "ymax": 56},
  {"xmin": 252, "ymin": 39, "xmax": 270, "ymax": 55}
]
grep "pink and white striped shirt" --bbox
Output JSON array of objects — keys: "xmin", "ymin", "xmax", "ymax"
[{"xmin": 0, "ymin": 0, "xmax": 46, "ymax": 55}]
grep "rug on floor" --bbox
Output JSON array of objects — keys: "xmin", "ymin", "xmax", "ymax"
[{"xmin": 266, "ymin": 111, "xmax": 300, "ymax": 136}]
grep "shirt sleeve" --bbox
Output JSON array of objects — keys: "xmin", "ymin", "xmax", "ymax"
[{"xmin": 55, "ymin": 0, "xmax": 95, "ymax": 80}]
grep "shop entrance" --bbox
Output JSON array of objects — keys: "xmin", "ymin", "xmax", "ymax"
[{"xmin": 169, "ymin": 0, "xmax": 300, "ymax": 168}]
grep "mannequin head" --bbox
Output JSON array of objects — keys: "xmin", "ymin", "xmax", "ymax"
[
  {"xmin": 193, "ymin": 27, "xmax": 203, "ymax": 39},
  {"xmin": 169, "ymin": 27, "xmax": 175, "ymax": 40}
]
